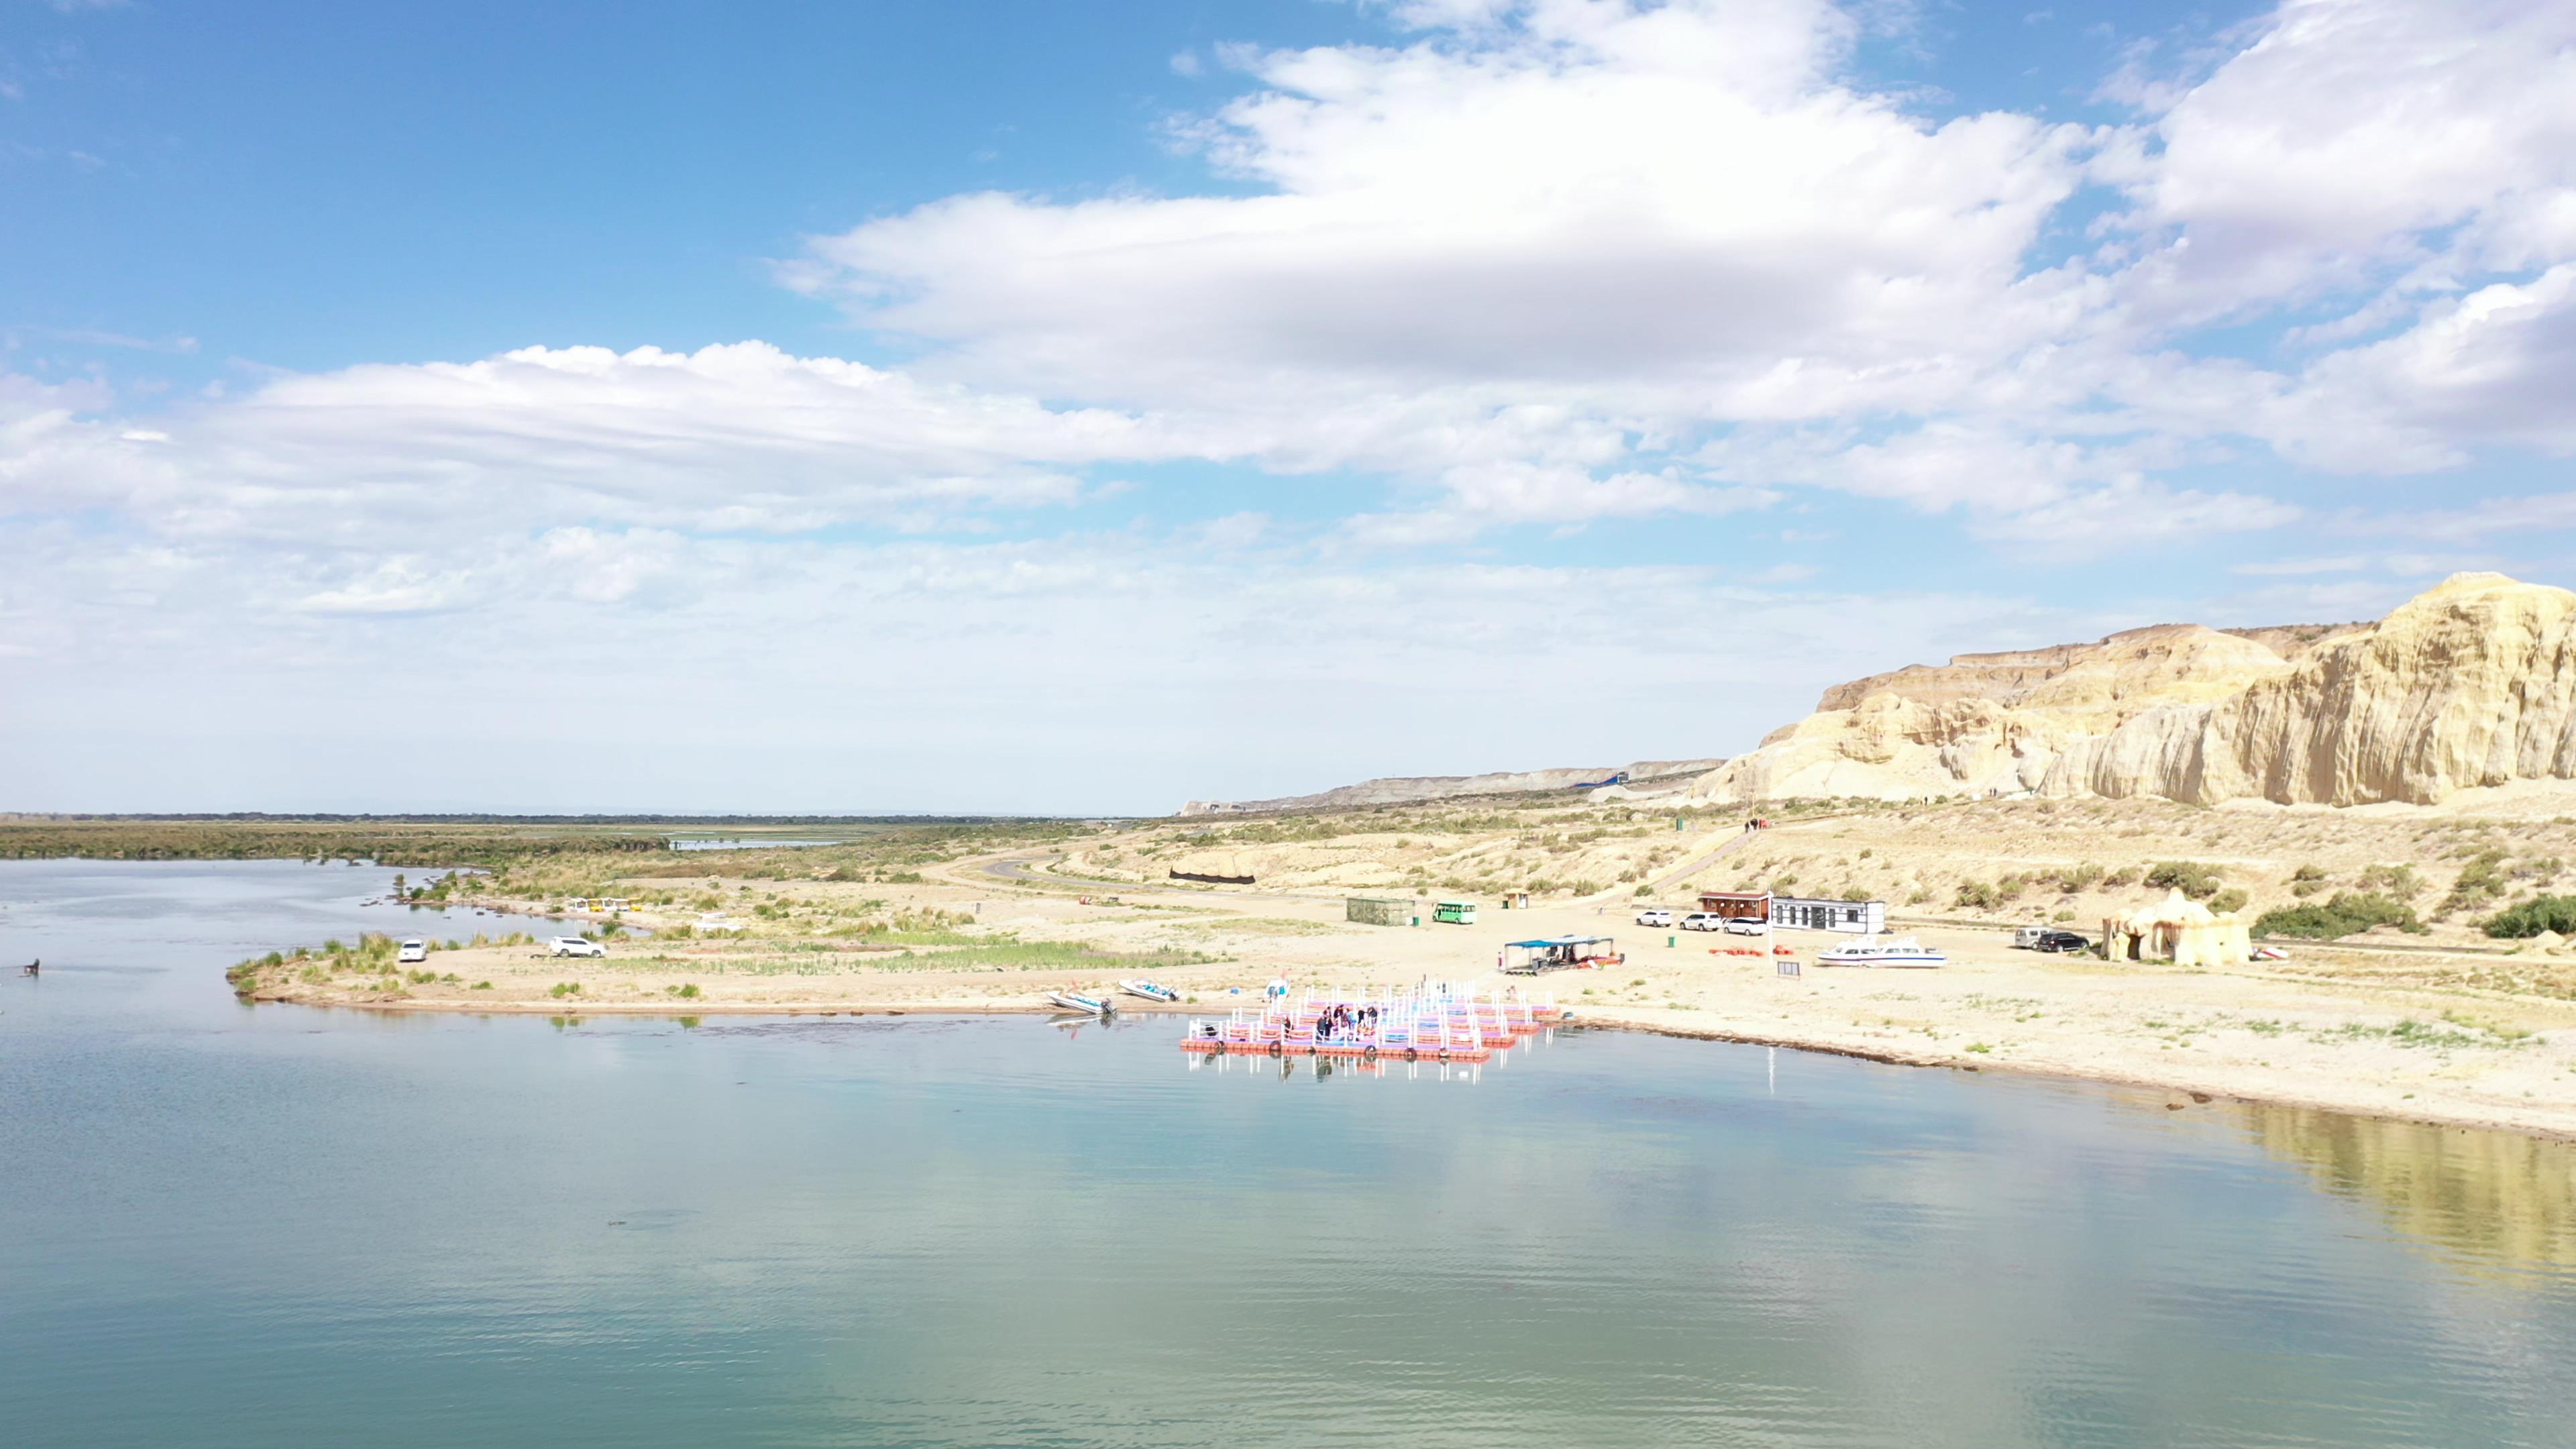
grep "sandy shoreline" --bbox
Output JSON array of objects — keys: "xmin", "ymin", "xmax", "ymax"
[{"xmin": 214, "ymin": 821, "xmax": 2576, "ymax": 1144}]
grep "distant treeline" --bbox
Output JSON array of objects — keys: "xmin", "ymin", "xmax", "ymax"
[
  {"xmin": 0, "ymin": 814, "xmax": 1110, "ymax": 871},
  {"xmin": 0, "ymin": 812, "xmax": 1051, "ymax": 826},
  {"xmin": 0, "ymin": 819, "xmax": 680, "ymax": 867}
]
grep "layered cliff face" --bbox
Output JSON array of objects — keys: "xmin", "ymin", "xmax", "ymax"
[
  {"xmin": 1697, "ymin": 574, "xmax": 2576, "ymax": 808},
  {"xmin": 2057, "ymin": 573, "xmax": 2576, "ymax": 806},
  {"xmin": 1697, "ymin": 623, "xmax": 2308, "ymax": 803}
]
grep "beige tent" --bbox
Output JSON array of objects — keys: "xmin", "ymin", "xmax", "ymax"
[{"xmin": 2104, "ymin": 889, "xmax": 2252, "ymax": 968}]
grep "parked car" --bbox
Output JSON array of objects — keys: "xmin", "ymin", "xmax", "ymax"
[
  {"xmin": 1680, "ymin": 912, "xmax": 1725, "ymax": 932},
  {"xmin": 2033, "ymin": 930, "xmax": 2091, "ymax": 954},
  {"xmin": 1635, "ymin": 908, "xmax": 1675, "ymax": 927},
  {"xmin": 396, "ymin": 938, "xmax": 428, "ymax": 965},
  {"xmin": 1722, "ymin": 917, "xmax": 1768, "ymax": 936},
  {"xmin": 550, "ymin": 936, "xmax": 606, "ymax": 959}
]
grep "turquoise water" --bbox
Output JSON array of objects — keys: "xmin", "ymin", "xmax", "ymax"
[{"xmin": 3, "ymin": 859, "xmax": 2574, "ymax": 1448}]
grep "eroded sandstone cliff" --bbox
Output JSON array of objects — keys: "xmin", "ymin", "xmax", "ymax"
[{"xmin": 1696, "ymin": 573, "xmax": 2576, "ymax": 808}]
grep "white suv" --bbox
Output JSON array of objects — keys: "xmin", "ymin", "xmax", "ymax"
[
  {"xmin": 1723, "ymin": 918, "xmax": 1768, "ymax": 936},
  {"xmin": 397, "ymin": 938, "xmax": 429, "ymax": 964},
  {"xmin": 549, "ymin": 936, "xmax": 606, "ymax": 959},
  {"xmin": 1680, "ymin": 912, "xmax": 1724, "ymax": 931},
  {"xmin": 1635, "ymin": 908, "xmax": 1674, "ymax": 927}
]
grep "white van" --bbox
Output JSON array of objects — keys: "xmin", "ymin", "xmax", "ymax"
[
  {"xmin": 2012, "ymin": 926, "xmax": 2048, "ymax": 950},
  {"xmin": 397, "ymin": 938, "xmax": 429, "ymax": 965}
]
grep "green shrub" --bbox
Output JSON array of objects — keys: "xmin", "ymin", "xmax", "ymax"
[
  {"xmin": 2051, "ymin": 863, "xmax": 2104, "ymax": 894},
  {"xmin": 2485, "ymin": 895, "xmax": 2576, "ymax": 938},
  {"xmin": 2356, "ymin": 863, "xmax": 2424, "ymax": 898},
  {"xmin": 471, "ymin": 981, "xmax": 494, "ymax": 990},
  {"xmin": 2209, "ymin": 887, "xmax": 2249, "ymax": 914},
  {"xmin": 2443, "ymin": 849, "xmax": 2512, "ymax": 913},
  {"xmin": 2145, "ymin": 861, "xmax": 2223, "ymax": 900},
  {"xmin": 2253, "ymin": 892, "xmax": 2426, "ymax": 940},
  {"xmin": 1955, "ymin": 879, "xmax": 2000, "ymax": 910}
]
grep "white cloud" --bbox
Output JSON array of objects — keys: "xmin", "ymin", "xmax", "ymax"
[
  {"xmin": 1971, "ymin": 478, "xmax": 2300, "ymax": 549},
  {"xmin": 2111, "ymin": 0, "xmax": 2576, "ymax": 325},
  {"xmin": 792, "ymin": 0, "xmax": 2094, "ymax": 458},
  {"xmin": 2275, "ymin": 265, "xmax": 2576, "ymax": 469},
  {"xmin": 0, "ymin": 512, "xmax": 2090, "ymax": 812},
  {"xmin": 2, "ymin": 341, "xmax": 1212, "ymax": 541}
]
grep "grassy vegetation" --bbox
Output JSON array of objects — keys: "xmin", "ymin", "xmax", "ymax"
[
  {"xmin": 2145, "ymin": 861, "xmax": 2224, "ymax": 900},
  {"xmin": 2486, "ymin": 895, "xmax": 2576, "ymax": 938},
  {"xmin": 881, "ymin": 941, "xmax": 1226, "ymax": 973},
  {"xmin": 2253, "ymin": 892, "xmax": 2426, "ymax": 940},
  {"xmin": 3, "ymin": 816, "xmax": 679, "ymax": 867},
  {"xmin": 0, "ymin": 814, "xmax": 1089, "ymax": 875}
]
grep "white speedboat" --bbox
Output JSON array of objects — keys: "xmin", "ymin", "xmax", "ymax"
[
  {"xmin": 1047, "ymin": 990, "xmax": 1116, "ymax": 1015},
  {"xmin": 1817, "ymin": 936, "xmax": 1947, "ymax": 968},
  {"xmin": 1118, "ymin": 979, "xmax": 1179, "ymax": 1003}
]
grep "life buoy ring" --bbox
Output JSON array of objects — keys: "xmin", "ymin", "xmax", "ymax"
[{"xmin": 1267, "ymin": 1040, "xmax": 1283, "ymax": 1057}]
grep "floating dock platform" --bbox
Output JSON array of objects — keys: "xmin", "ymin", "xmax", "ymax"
[{"xmin": 1179, "ymin": 983, "xmax": 1568, "ymax": 1063}]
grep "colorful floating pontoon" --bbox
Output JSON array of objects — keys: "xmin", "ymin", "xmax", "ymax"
[{"xmin": 1178, "ymin": 982, "xmax": 1569, "ymax": 1065}]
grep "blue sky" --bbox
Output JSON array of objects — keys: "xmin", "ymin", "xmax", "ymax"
[{"xmin": 5, "ymin": 0, "xmax": 2573, "ymax": 814}]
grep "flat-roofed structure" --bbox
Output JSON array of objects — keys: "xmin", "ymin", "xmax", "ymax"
[
  {"xmin": 1770, "ymin": 896, "xmax": 1886, "ymax": 933},
  {"xmin": 1346, "ymin": 896, "xmax": 1414, "ymax": 927}
]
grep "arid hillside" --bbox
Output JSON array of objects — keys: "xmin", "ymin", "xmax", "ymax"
[{"xmin": 1699, "ymin": 573, "xmax": 2576, "ymax": 808}]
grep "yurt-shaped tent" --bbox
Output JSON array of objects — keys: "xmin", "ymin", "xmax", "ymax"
[{"xmin": 2104, "ymin": 889, "xmax": 2252, "ymax": 968}]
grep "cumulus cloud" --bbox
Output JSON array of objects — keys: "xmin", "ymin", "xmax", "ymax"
[
  {"xmin": 791, "ymin": 0, "xmax": 2095, "ymax": 462},
  {"xmin": 2275, "ymin": 266, "xmax": 2576, "ymax": 469},
  {"xmin": 2109, "ymin": 1, "xmax": 2576, "ymax": 318}
]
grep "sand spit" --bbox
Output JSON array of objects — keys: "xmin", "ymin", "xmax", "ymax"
[{"xmin": 225, "ymin": 808, "xmax": 2576, "ymax": 1144}]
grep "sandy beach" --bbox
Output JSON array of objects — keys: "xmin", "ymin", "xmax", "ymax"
[{"xmin": 227, "ymin": 816, "xmax": 2576, "ymax": 1143}]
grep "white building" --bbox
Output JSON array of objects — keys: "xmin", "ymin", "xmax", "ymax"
[{"xmin": 1770, "ymin": 896, "xmax": 1886, "ymax": 933}]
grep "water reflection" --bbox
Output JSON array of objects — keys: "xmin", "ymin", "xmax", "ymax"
[
  {"xmin": 2238, "ymin": 1103, "xmax": 2576, "ymax": 1273},
  {"xmin": 7, "ymin": 860, "xmax": 2576, "ymax": 1448}
]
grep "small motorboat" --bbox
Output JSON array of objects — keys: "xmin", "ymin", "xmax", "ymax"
[
  {"xmin": 1047, "ymin": 989, "xmax": 1116, "ymax": 1016},
  {"xmin": 1118, "ymin": 979, "xmax": 1179, "ymax": 1003},
  {"xmin": 1817, "ymin": 935, "xmax": 1948, "ymax": 969}
]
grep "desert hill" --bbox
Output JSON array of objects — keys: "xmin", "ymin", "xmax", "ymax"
[
  {"xmin": 1180, "ymin": 758, "xmax": 1725, "ymax": 817},
  {"xmin": 1699, "ymin": 572, "xmax": 2576, "ymax": 808}
]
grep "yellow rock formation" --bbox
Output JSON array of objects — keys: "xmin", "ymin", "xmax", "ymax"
[{"xmin": 1698, "ymin": 573, "xmax": 2576, "ymax": 808}]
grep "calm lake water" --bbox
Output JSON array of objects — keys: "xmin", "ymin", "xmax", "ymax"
[{"xmin": 4, "ymin": 859, "xmax": 2574, "ymax": 1448}]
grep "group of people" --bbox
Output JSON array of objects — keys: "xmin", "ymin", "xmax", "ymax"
[{"xmin": 1313, "ymin": 1003, "xmax": 1381, "ymax": 1043}]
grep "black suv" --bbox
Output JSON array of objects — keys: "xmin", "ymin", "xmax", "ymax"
[{"xmin": 2033, "ymin": 930, "xmax": 2091, "ymax": 953}]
